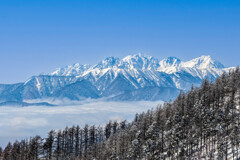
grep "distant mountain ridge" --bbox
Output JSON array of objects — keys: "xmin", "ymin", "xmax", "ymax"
[{"xmin": 0, "ymin": 54, "xmax": 233, "ymax": 104}]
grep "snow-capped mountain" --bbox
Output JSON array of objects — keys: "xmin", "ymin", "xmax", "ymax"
[
  {"xmin": 0, "ymin": 54, "xmax": 233, "ymax": 103},
  {"xmin": 51, "ymin": 63, "xmax": 90, "ymax": 76},
  {"xmin": 51, "ymin": 54, "xmax": 230, "ymax": 90}
]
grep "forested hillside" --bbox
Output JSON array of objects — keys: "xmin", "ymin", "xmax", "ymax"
[{"xmin": 1, "ymin": 68, "xmax": 240, "ymax": 160}]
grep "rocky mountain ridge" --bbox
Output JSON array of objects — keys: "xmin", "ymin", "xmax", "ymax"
[{"xmin": 0, "ymin": 54, "xmax": 233, "ymax": 103}]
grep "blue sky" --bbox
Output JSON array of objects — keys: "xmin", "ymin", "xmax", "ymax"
[{"xmin": 0, "ymin": 0, "xmax": 240, "ymax": 83}]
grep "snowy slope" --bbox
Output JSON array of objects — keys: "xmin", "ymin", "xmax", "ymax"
[
  {"xmin": 0, "ymin": 54, "xmax": 234, "ymax": 103},
  {"xmin": 52, "ymin": 79, "xmax": 100, "ymax": 100},
  {"xmin": 51, "ymin": 54, "xmax": 230, "ymax": 90},
  {"xmin": 0, "ymin": 76, "xmax": 77, "ymax": 102}
]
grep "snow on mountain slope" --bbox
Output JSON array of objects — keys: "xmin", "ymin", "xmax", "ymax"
[
  {"xmin": 158, "ymin": 55, "xmax": 225, "ymax": 77},
  {"xmin": 22, "ymin": 75, "xmax": 77, "ymax": 99},
  {"xmin": 76, "ymin": 54, "xmax": 177, "ymax": 92},
  {"xmin": 181, "ymin": 55, "xmax": 225, "ymax": 79},
  {"xmin": 0, "ymin": 83, "xmax": 24, "ymax": 102},
  {"xmin": 121, "ymin": 53, "xmax": 160, "ymax": 70},
  {"xmin": 0, "ymin": 54, "xmax": 233, "ymax": 103},
  {"xmin": 52, "ymin": 79, "xmax": 100, "ymax": 100},
  {"xmin": 50, "ymin": 54, "xmax": 228, "ymax": 90},
  {"xmin": 0, "ymin": 76, "xmax": 77, "ymax": 102},
  {"xmin": 182, "ymin": 55, "xmax": 224, "ymax": 69},
  {"xmin": 51, "ymin": 63, "xmax": 90, "ymax": 76},
  {"xmin": 48, "ymin": 54, "xmax": 232, "ymax": 101},
  {"xmin": 158, "ymin": 56, "xmax": 181, "ymax": 73}
]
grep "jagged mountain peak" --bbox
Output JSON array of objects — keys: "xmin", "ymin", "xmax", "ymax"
[
  {"xmin": 165, "ymin": 56, "xmax": 181, "ymax": 64},
  {"xmin": 159, "ymin": 56, "xmax": 181, "ymax": 68},
  {"xmin": 122, "ymin": 53, "xmax": 157, "ymax": 63},
  {"xmin": 48, "ymin": 54, "xmax": 228, "ymax": 87},
  {"xmin": 122, "ymin": 53, "xmax": 159, "ymax": 70},
  {"xmin": 51, "ymin": 63, "xmax": 91, "ymax": 76},
  {"xmin": 93, "ymin": 56, "xmax": 120, "ymax": 69},
  {"xmin": 182, "ymin": 55, "xmax": 224, "ymax": 69},
  {"xmin": 50, "ymin": 54, "xmax": 226, "ymax": 77}
]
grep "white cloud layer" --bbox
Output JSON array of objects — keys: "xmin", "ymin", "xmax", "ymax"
[{"xmin": 0, "ymin": 100, "xmax": 162, "ymax": 147}]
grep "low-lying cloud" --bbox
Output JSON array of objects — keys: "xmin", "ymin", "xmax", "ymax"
[{"xmin": 0, "ymin": 100, "xmax": 162, "ymax": 147}]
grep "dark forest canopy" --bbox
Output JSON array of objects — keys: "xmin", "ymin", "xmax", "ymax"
[{"xmin": 1, "ymin": 67, "xmax": 240, "ymax": 160}]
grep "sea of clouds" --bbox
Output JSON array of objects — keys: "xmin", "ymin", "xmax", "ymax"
[{"xmin": 0, "ymin": 100, "xmax": 163, "ymax": 147}]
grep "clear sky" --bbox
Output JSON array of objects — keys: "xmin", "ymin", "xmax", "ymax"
[{"xmin": 0, "ymin": 0, "xmax": 240, "ymax": 83}]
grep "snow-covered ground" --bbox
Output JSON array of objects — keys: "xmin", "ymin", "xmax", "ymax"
[{"xmin": 0, "ymin": 100, "xmax": 162, "ymax": 147}]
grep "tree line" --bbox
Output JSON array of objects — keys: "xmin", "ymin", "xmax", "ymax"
[{"xmin": 1, "ymin": 67, "xmax": 240, "ymax": 159}]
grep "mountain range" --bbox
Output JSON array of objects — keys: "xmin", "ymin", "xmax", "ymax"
[{"xmin": 0, "ymin": 54, "xmax": 233, "ymax": 105}]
